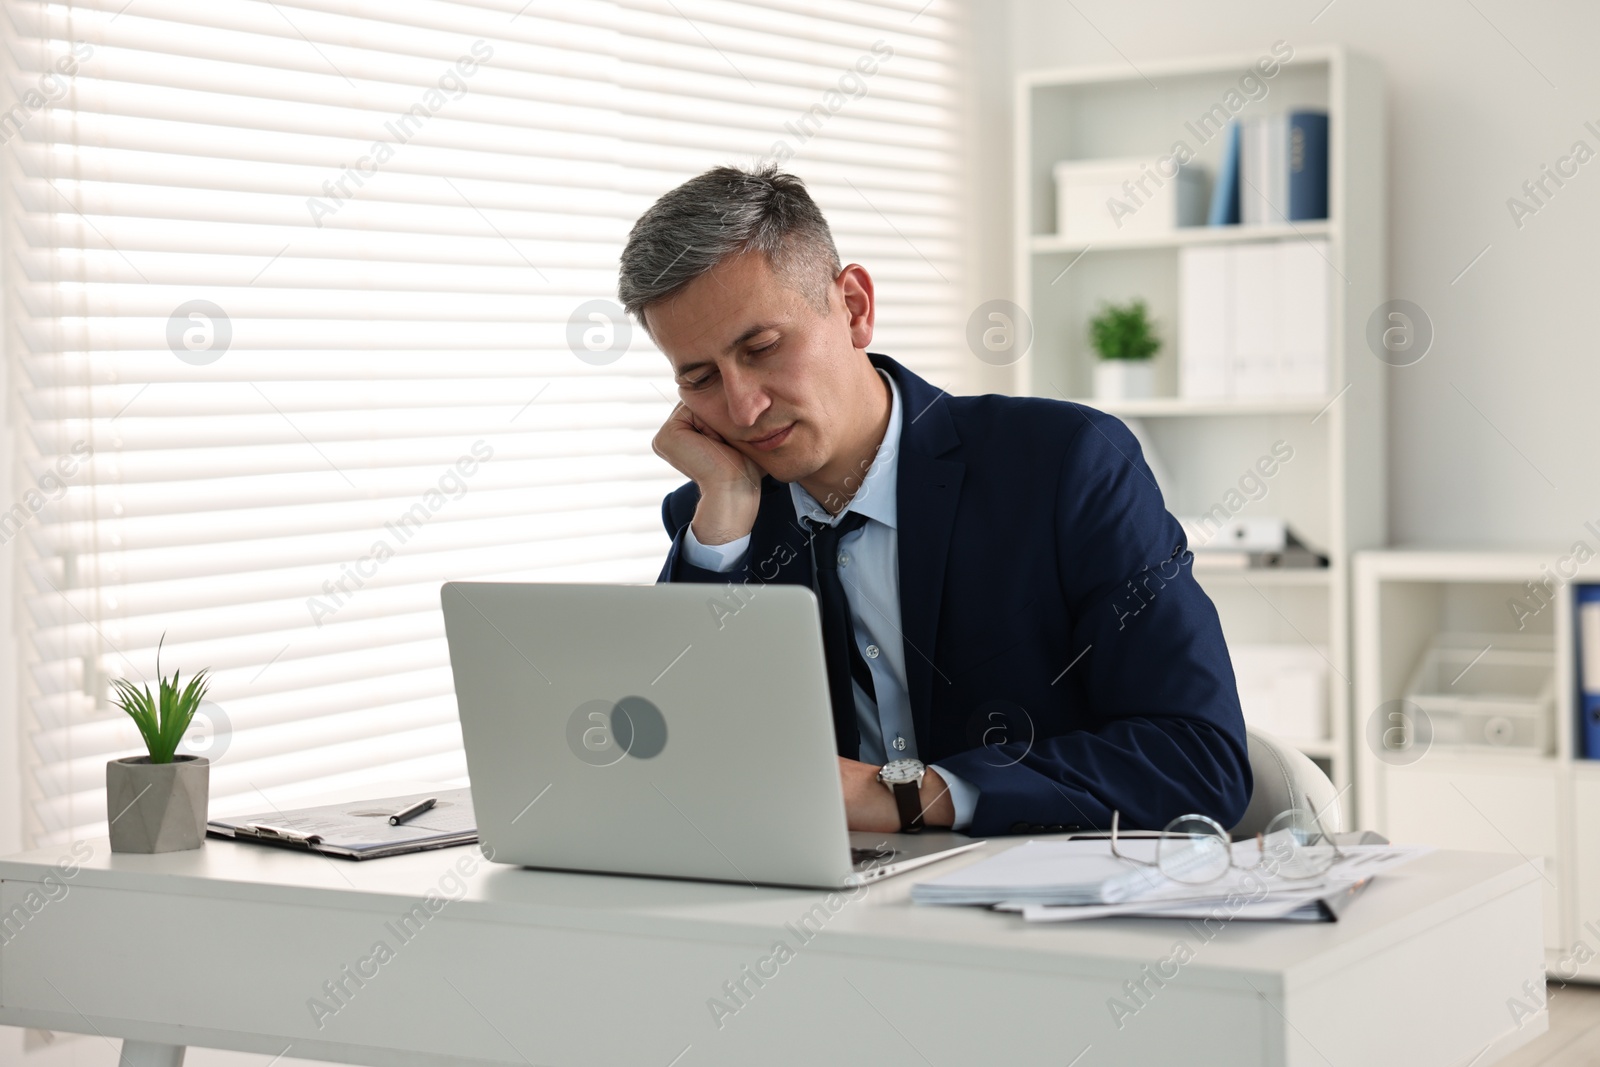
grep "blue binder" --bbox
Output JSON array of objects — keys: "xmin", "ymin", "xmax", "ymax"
[
  {"xmin": 1577, "ymin": 584, "xmax": 1600, "ymax": 759},
  {"xmin": 1287, "ymin": 110, "xmax": 1329, "ymax": 221}
]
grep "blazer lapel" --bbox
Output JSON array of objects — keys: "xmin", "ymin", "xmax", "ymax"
[{"xmin": 874, "ymin": 355, "xmax": 964, "ymax": 755}]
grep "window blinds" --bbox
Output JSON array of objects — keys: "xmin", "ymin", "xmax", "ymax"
[{"xmin": 4, "ymin": 0, "xmax": 966, "ymax": 847}]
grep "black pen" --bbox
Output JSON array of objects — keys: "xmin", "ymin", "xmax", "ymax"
[{"xmin": 389, "ymin": 797, "xmax": 437, "ymax": 826}]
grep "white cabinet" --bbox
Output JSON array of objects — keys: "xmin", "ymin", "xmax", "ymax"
[
  {"xmin": 1356, "ymin": 550, "xmax": 1600, "ymax": 973},
  {"xmin": 1383, "ymin": 761, "xmax": 1561, "ymax": 949},
  {"xmin": 1571, "ymin": 771, "xmax": 1600, "ymax": 980}
]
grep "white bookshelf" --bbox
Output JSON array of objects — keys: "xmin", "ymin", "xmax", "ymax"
[
  {"xmin": 1355, "ymin": 549, "xmax": 1600, "ymax": 974},
  {"xmin": 1012, "ymin": 46, "xmax": 1387, "ymax": 813},
  {"xmin": 1030, "ymin": 219, "xmax": 1334, "ymax": 255},
  {"xmin": 1083, "ymin": 396, "xmax": 1330, "ymax": 418}
]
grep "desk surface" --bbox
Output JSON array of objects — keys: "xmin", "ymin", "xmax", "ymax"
[
  {"xmin": 0, "ymin": 781, "xmax": 1554, "ymax": 1067},
  {"xmin": 0, "ymin": 829, "xmax": 1539, "ymax": 996}
]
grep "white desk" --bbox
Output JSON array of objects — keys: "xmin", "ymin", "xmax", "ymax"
[{"xmin": 0, "ymin": 835, "xmax": 1547, "ymax": 1067}]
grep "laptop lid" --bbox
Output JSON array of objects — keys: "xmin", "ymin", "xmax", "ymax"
[{"xmin": 442, "ymin": 580, "xmax": 870, "ymax": 889}]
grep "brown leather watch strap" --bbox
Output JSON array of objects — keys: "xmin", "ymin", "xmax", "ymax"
[{"xmin": 891, "ymin": 780, "xmax": 924, "ymax": 833}]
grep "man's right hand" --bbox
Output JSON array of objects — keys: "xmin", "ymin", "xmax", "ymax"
[{"xmin": 651, "ymin": 402, "xmax": 764, "ymax": 546}]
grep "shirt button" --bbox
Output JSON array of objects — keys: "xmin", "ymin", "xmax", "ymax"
[
  {"xmin": 838, "ymin": 552, "xmax": 850, "ymax": 566},
  {"xmin": 865, "ymin": 644, "xmax": 880, "ymax": 659},
  {"xmin": 892, "ymin": 735, "xmax": 907, "ymax": 751}
]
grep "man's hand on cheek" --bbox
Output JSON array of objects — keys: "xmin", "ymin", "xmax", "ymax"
[
  {"xmin": 836, "ymin": 756, "xmax": 955, "ymax": 833},
  {"xmin": 652, "ymin": 402, "xmax": 764, "ymax": 545}
]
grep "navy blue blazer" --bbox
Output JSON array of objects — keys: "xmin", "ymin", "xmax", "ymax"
[{"xmin": 657, "ymin": 353, "xmax": 1252, "ymax": 837}]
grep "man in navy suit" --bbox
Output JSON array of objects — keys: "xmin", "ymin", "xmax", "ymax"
[{"xmin": 618, "ymin": 165, "xmax": 1250, "ymax": 838}]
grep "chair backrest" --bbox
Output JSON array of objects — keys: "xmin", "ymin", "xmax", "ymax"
[{"xmin": 1229, "ymin": 726, "xmax": 1342, "ymax": 840}]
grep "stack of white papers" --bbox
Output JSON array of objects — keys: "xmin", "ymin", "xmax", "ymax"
[
  {"xmin": 911, "ymin": 838, "xmax": 1169, "ymax": 906},
  {"xmin": 911, "ymin": 838, "xmax": 1431, "ymax": 923}
]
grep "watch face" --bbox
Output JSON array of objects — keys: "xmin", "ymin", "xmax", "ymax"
[{"xmin": 878, "ymin": 758, "xmax": 925, "ymax": 785}]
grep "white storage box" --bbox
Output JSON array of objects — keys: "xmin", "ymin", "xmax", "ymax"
[
  {"xmin": 1403, "ymin": 633, "xmax": 1555, "ymax": 754},
  {"xmin": 1054, "ymin": 157, "xmax": 1207, "ymax": 241},
  {"xmin": 1230, "ymin": 643, "xmax": 1329, "ymax": 741}
]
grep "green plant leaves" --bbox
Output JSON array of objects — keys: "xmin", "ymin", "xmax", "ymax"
[
  {"xmin": 108, "ymin": 633, "xmax": 212, "ymax": 764},
  {"xmin": 1089, "ymin": 298, "xmax": 1162, "ymax": 362}
]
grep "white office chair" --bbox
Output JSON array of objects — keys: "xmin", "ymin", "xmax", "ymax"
[{"xmin": 1228, "ymin": 726, "xmax": 1342, "ymax": 840}]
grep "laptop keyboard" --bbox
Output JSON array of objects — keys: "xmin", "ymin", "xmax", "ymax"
[{"xmin": 851, "ymin": 846, "xmax": 899, "ymax": 867}]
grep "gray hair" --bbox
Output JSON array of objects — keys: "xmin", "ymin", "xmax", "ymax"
[{"xmin": 618, "ymin": 165, "xmax": 842, "ymax": 329}]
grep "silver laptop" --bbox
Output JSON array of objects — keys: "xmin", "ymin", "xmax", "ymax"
[{"xmin": 440, "ymin": 581, "xmax": 982, "ymax": 889}]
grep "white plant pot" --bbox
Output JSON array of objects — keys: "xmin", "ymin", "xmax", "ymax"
[{"xmin": 1094, "ymin": 361, "xmax": 1155, "ymax": 401}]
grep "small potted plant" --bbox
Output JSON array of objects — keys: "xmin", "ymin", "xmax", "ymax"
[
  {"xmin": 1089, "ymin": 298, "xmax": 1161, "ymax": 400},
  {"xmin": 106, "ymin": 636, "xmax": 213, "ymax": 853}
]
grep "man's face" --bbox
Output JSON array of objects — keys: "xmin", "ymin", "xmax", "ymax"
[{"xmin": 644, "ymin": 249, "xmax": 871, "ymax": 484}]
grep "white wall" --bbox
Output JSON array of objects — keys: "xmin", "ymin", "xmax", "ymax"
[{"xmin": 972, "ymin": 0, "xmax": 1600, "ymax": 550}]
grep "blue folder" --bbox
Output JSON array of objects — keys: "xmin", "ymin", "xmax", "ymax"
[
  {"xmin": 1577, "ymin": 584, "xmax": 1600, "ymax": 758},
  {"xmin": 1287, "ymin": 110, "xmax": 1329, "ymax": 221}
]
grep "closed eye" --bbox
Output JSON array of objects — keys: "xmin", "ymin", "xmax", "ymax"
[{"xmin": 680, "ymin": 339, "xmax": 776, "ymax": 389}]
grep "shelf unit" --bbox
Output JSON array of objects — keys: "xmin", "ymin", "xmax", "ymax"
[
  {"xmin": 1029, "ymin": 219, "xmax": 1334, "ymax": 255},
  {"xmin": 1355, "ymin": 550, "xmax": 1600, "ymax": 974},
  {"xmin": 1078, "ymin": 396, "xmax": 1332, "ymax": 418},
  {"xmin": 1012, "ymin": 46, "xmax": 1387, "ymax": 812}
]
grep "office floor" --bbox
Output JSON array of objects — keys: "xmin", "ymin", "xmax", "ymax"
[{"xmin": 1498, "ymin": 983, "xmax": 1600, "ymax": 1066}]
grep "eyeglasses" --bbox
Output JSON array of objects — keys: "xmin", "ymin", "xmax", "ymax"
[{"xmin": 1108, "ymin": 807, "xmax": 1346, "ymax": 885}]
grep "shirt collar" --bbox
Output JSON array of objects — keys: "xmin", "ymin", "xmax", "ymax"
[{"xmin": 789, "ymin": 367, "xmax": 901, "ymax": 530}]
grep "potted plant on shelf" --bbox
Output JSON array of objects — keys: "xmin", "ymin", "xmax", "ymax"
[
  {"xmin": 106, "ymin": 636, "xmax": 213, "ymax": 853},
  {"xmin": 1089, "ymin": 298, "xmax": 1161, "ymax": 401}
]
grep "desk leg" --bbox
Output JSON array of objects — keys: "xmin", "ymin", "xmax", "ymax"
[{"xmin": 119, "ymin": 1040, "xmax": 186, "ymax": 1067}]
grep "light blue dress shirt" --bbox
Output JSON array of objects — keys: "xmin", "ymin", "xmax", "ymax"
[{"xmin": 680, "ymin": 369, "xmax": 980, "ymax": 831}]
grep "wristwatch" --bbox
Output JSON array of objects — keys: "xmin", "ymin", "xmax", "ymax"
[{"xmin": 876, "ymin": 758, "xmax": 926, "ymax": 833}]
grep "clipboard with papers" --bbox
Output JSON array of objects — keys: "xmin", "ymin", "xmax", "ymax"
[{"xmin": 207, "ymin": 787, "xmax": 477, "ymax": 860}]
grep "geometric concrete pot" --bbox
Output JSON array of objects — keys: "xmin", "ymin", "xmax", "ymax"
[{"xmin": 106, "ymin": 754, "xmax": 209, "ymax": 853}]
